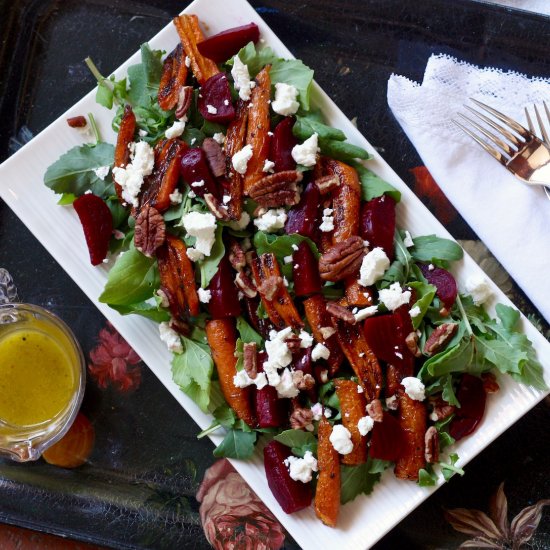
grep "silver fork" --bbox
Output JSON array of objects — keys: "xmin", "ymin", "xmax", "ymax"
[
  {"xmin": 452, "ymin": 98, "xmax": 550, "ymax": 199},
  {"xmin": 524, "ymin": 102, "xmax": 550, "ymax": 200}
]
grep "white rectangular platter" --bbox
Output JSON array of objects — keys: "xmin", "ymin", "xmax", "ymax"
[{"xmin": 0, "ymin": 0, "xmax": 548, "ymax": 548}]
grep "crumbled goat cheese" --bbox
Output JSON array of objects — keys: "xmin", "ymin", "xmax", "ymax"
[
  {"xmin": 138, "ymin": 129, "xmax": 148, "ymax": 137},
  {"xmin": 319, "ymin": 326, "xmax": 336, "ymax": 340},
  {"xmin": 185, "ymin": 56, "xmax": 191, "ymax": 67},
  {"xmin": 112, "ymin": 141, "xmax": 155, "ymax": 206},
  {"xmin": 206, "ymin": 104, "xmax": 218, "ymax": 114},
  {"xmin": 319, "ymin": 207, "xmax": 334, "ymax": 232},
  {"xmin": 233, "ymin": 369, "xmax": 268, "ymax": 390},
  {"xmin": 159, "ymin": 322, "xmax": 183, "ymax": 353},
  {"xmin": 227, "ymin": 211, "xmax": 250, "ymax": 231},
  {"xmin": 291, "ymin": 244, "xmax": 299, "ymax": 251},
  {"xmin": 284, "ymin": 451, "xmax": 318, "ymax": 483},
  {"xmin": 197, "ymin": 288, "xmax": 212, "ymax": 303},
  {"xmin": 354, "ymin": 306, "xmax": 378, "ymax": 322},
  {"xmin": 310, "ymin": 402, "xmax": 332, "ymax": 421},
  {"xmin": 222, "ymin": 195, "xmax": 231, "ymax": 204},
  {"xmin": 409, "ymin": 305, "xmax": 421, "ymax": 318},
  {"xmin": 386, "ymin": 395, "xmax": 398, "ymax": 410},
  {"xmin": 329, "ymin": 424, "xmax": 354, "ymax": 455},
  {"xmin": 224, "ymin": 99, "xmax": 229, "ymax": 106},
  {"xmin": 428, "ymin": 263, "xmax": 435, "ymax": 271},
  {"xmin": 358, "ymin": 247, "xmax": 390, "ymax": 287},
  {"xmin": 357, "ymin": 385, "xmax": 364, "ymax": 394},
  {"xmin": 403, "ymin": 230, "xmax": 414, "ymax": 248},
  {"xmin": 155, "ymin": 289, "xmax": 170, "ymax": 308},
  {"xmin": 186, "ymin": 248, "xmax": 204, "ymax": 262},
  {"xmin": 378, "ymin": 282, "xmax": 411, "ymax": 311},
  {"xmin": 465, "ymin": 275, "xmax": 493, "ymax": 306},
  {"xmin": 231, "ymin": 55, "xmax": 255, "ymax": 101},
  {"xmin": 271, "ymin": 82, "xmax": 300, "ymax": 116},
  {"xmin": 169, "ymin": 189, "xmax": 183, "ymax": 205},
  {"xmin": 402, "ymin": 377, "xmax": 426, "ymax": 401},
  {"xmin": 213, "ymin": 132, "xmax": 225, "ymax": 145},
  {"xmin": 191, "ymin": 179, "xmax": 205, "ymax": 187},
  {"xmin": 232, "ymin": 144, "xmax": 253, "ymax": 175},
  {"xmin": 188, "ymin": 190, "xmax": 196, "ymax": 198},
  {"xmin": 275, "ymin": 368, "xmax": 300, "ymax": 398},
  {"xmin": 263, "ymin": 159, "xmax": 275, "ymax": 173},
  {"xmin": 357, "ymin": 416, "xmax": 375, "ymax": 436},
  {"xmin": 312, "ymin": 343, "xmax": 330, "ymax": 362},
  {"xmin": 299, "ymin": 330, "xmax": 313, "ymax": 348},
  {"xmin": 291, "ymin": 133, "xmax": 319, "ymax": 167},
  {"xmin": 182, "ymin": 211, "xmax": 217, "ymax": 256},
  {"xmin": 94, "ymin": 165, "xmax": 110, "ymax": 180},
  {"xmin": 253, "ymin": 208, "xmax": 287, "ymax": 232},
  {"xmin": 283, "ymin": 255, "xmax": 293, "ymax": 264},
  {"xmin": 263, "ymin": 327, "xmax": 293, "ymax": 386},
  {"xmin": 165, "ymin": 119, "xmax": 186, "ymax": 139}
]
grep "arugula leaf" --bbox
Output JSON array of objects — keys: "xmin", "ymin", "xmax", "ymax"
[
  {"xmin": 106, "ymin": 197, "xmax": 129, "ymax": 229},
  {"xmin": 57, "ymin": 193, "xmax": 76, "ymax": 205},
  {"xmin": 408, "ymin": 281, "xmax": 436, "ymax": 329},
  {"xmin": 233, "ymin": 42, "xmax": 278, "ymax": 76},
  {"xmin": 198, "ymin": 225, "xmax": 225, "ymax": 288},
  {"xmin": 274, "ymin": 430, "xmax": 318, "ymax": 457},
  {"xmin": 380, "ymin": 230, "xmax": 412, "ymax": 287},
  {"xmin": 426, "ymin": 374, "xmax": 460, "ymax": 408},
  {"xmin": 294, "ymin": 113, "xmax": 346, "ymax": 142},
  {"xmin": 318, "ymin": 139, "xmax": 370, "ymax": 163},
  {"xmin": 435, "ymin": 414, "xmax": 456, "ymax": 450},
  {"xmin": 354, "ymin": 163, "xmax": 401, "ymax": 203},
  {"xmin": 85, "ymin": 57, "xmax": 127, "ymax": 109},
  {"xmin": 236, "ymin": 316, "xmax": 263, "ymax": 346},
  {"xmin": 270, "ymin": 58, "xmax": 314, "ymax": 110},
  {"xmin": 110, "ymin": 301, "xmax": 170, "ymax": 323},
  {"xmin": 213, "ymin": 429, "xmax": 257, "ymax": 459},
  {"xmin": 495, "ymin": 303, "xmax": 520, "ymax": 331},
  {"xmin": 44, "ymin": 143, "xmax": 115, "ymax": 198},
  {"xmin": 340, "ymin": 460, "xmax": 381, "ymax": 504},
  {"xmin": 419, "ymin": 337, "xmax": 476, "ymax": 380},
  {"xmin": 410, "ymin": 235, "xmax": 463, "ymax": 263},
  {"xmin": 99, "ymin": 248, "xmax": 159, "ymax": 306},
  {"xmin": 440, "ymin": 453, "xmax": 464, "ymax": 481},
  {"xmin": 172, "ymin": 337, "xmax": 214, "ymax": 413},
  {"xmin": 253, "ymin": 232, "xmax": 320, "ymax": 261},
  {"xmin": 127, "ymin": 44, "xmax": 163, "ymax": 108},
  {"xmin": 418, "ymin": 466, "xmax": 438, "ymax": 487}
]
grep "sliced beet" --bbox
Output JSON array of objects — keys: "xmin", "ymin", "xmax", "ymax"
[
  {"xmin": 73, "ymin": 194, "xmax": 113, "ymax": 266},
  {"xmin": 197, "ymin": 73, "xmax": 235, "ymax": 124},
  {"xmin": 293, "ymin": 347, "xmax": 317, "ymax": 402},
  {"xmin": 197, "ymin": 23, "xmax": 260, "ymax": 63},
  {"xmin": 270, "ymin": 117, "xmax": 297, "ymax": 172},
  {"xmin": 419, "ymin": 264, "xmax": 458, "ymax": 310},
  {"xmin": 180, "ymin": 147, "xmax": 220, "ymax": 199},
  {"xmin": 369, "ymin": 412, "xmax": 405, "ymax": 461},
  {"xmin": 292, "ymin": 241, "xmax": 321, "ymax": 297},
  {"xmin": 360, "ymin": 195, "xmax": 396, "ymax": 261},
  {"xmin": 242, "ymin": 296, "xmax": 276, "ymax": 339},
  {"xmin": 449, "ymin": 374, "xmax": 486, "ymax": 441},
  {"xmin": 254, "ymin": 352, "xmax": 289, "ymax": 428},
  {"xmin": 264, "ymin": 440, "xmax": 312, "ymax": 513},
  {"xmin": 285, "ymin": 182, "xmax": 320, "ymax": 239},
  {"xmin": 207, "ymin": 256, "xmax": 241, "ymax": 318}
]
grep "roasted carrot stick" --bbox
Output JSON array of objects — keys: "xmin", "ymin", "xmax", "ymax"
[
  {"xmin": 314, "ymin": 417, "xmax": 340, "ymax": 527},
  {"xmin": 335, "ymin": 379, "xmax": 368, "ymax": 465},
  {"xmin": 113, "ymin": 105, "xmax": 136, "ymax": 204},
  {"xmin": 158, "ymin": 43, "xmax": 188, "ymax": 111},
  {"xmin": 206, "ymin": 319, "xmax": 256, "ymax": 427},
  {"xmin": 173, "ymin": 15, "xmax": 219, "ymax": 86},
  {"xmin": 243, "ymin": 66, "xmax": 271, "ymax": 194},
  {"xmin": 344, "ymin": 277, "xmax": 375, "ymax": 307}
]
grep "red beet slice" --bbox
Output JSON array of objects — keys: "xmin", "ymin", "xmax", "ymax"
[
  {"xmin": 285, "ymin": 182, "xmax": 320, "ymax": 239},
  {"xmin": 242, "ymin": 296, "xmax": 276, "ymax": 339},
  {"xmin": 369, "ymin": 412, "xmax": 405, "ymax": 461},
  {"xmin": 73, "ymin": 194, "xmax": 113, "ymax": 266},
  {"xmin": 207, "ymin": 256, "xmax": 241, "ymax": 318},
  {"xmin": 292, "ymin": 241, "xmax": 321, "ymax": 297},
  {"xmin": 293, "ymin": 347, "xmax": 317, "ymax": 402},
  {"xmin": 270, "ymin": 117, "xmax": 297, "ymax": 172},
  {"xmin": 254, "ymin": 352, "xmax": 289, "ymax": 428},
  {"xmin": 197, "ymin": 73, "xmax": 235, "ymax": 124},
  {"xmin": 449, "ymin": 374, "xmax": 486, "ymax": 441},
  {"xmin": 197, "ymin": 23, "xmax": 260, "ymax": 63},
  {"xmin": 180, "ymin": 148, "xmax": 220, "ymax": 199},
  {"xmin": 360, "ymin": 195, "xmax": 396, "ymax": 261},
  {"xmin": 264, "ymin": 440, "xmax": 312, "ymax": 513},
  {"xmin": 419, "ymin": 264, "xmax": 458, "ymax": 310}
]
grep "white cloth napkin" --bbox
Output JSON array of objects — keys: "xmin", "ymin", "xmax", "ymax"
[{"xmin": 388, "ymin": 54, "xmax": 550, "ymax": 322}]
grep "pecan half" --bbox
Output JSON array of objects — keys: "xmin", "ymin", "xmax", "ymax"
[
  {"xmin": 229, "ymin": 240, "xmax": 247, "ymax": 271},
  {"xmin": 319, "ymin": 236, "xmax": 367, "ymax": 282},
  {"xmin": 204, "ymin": 193, "xmax": 230, "ymax": 220},
  {"xmin": 313, "ymin": 174, "xmax": 339, "ymax": 194},
  {"xmin": 67, "ymin": 115, "xmax": 87, "ymax": 128},
  {"xmin": 290, "ymin": 406, "xmax": 314, "ymax": 430},
  {"xmin": 248, "ymin": 170, "xmax": 302, "ymax": 208},
  {"xmin": 482, "ymin": 372, "xmax": 500, "ymax": 394},
  {"xmin": 326, "ymin": 302, "xmax": 356, "ymax": 324},
  {"xmin": 175, "ymin": 85, "xmax": 193, "ymax": 119},
  {"xmin": 428, "ymin": 395, "xmax": 455, "ymax": 422},
  {"xmin": 202, "ymin": 137, "xmax": 226, "ymax": 178},
  {"xmin": 243, "ymin": 342, "xmax": 258, "ymax": 379},
  {"xmin": 234, "ymin": 271, "xmax": 257, "ymax": 298},
  {"xmin": 366, "ymin": 399, "xmax": 384, "ymax": 422},
  {"xmin": 257, "ymin": 275, "xmax": 283, "ymax": 301},
  {"xmin": 423, "ymin": 323, "xmax": 458, "ymax": 356},
  {"xmin": 292, "ymin": 370, "xmax": 316, "ymax": 391},
  {"xmin": 134, "ymin": 206, "xmax": 166, "ymax": 257},
  {"xmin": 405, "ymin": 331, "xmax": 422, "ymax": 357},
  {"xmin": 424, "ymin": 426, "xmax": 439, "ymax": 464}
]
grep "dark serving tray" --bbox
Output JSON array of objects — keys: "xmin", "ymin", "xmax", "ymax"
[{"xmin": 0, "ymin": 1, "xmax": 549, "ymax": 548}]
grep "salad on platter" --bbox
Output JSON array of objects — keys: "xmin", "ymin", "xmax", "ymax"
[{"xmin": 43, "ymin": 14, "xmax": 546, "ymax": 527}]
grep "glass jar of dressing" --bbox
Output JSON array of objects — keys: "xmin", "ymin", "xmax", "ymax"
[{"xmin": 0, "ymin": 303, "xmax": 85, "ymax": 462}]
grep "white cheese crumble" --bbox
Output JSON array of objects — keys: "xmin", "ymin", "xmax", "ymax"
[
  {"xmin": 185, "ymin": 55, "xmax": 191, "ymax": 68},
  {"xmin": 275, "ymin": 368, "xmax": 299, "ymax": 398},
  {"xmin": 299, "ymin": 330, "xmax": 313, "ymax": 348},
  {"xmin": 354, "ymin": 305, "xmax": 378, "ymax": 322},
  {"xmin": 232, "ymin": 144, "xmax": 253, "ymax": 175},
  {"xmin": 263, "ymin": 159, "xmax": 275, "ymax": 173},
  {"xmin": 182, "ymin": 211, "xmax": 217, "ymax": 256},
  {"xmin": 386, "ymin": 395, "xmax": 398, "ymax": 410},
  {"xmin": 197, "ymin": 288, "xmax": 212, "ymax": 303},
  {"xmin": 212, "ymin": 132, "xmax": 225, "ymax": 145},
  {"xmin": 233, "ymin": 369, "xmax": 268, "ymax": 390},
  {"xmin": 188, "ymin": 190, "xmax": 196, "ymax": 199},
  {"xmin": 319, "ymin": 326, "xmax": 336, "ymax": 340},
  {"xmin": 403, "ymin": 230, "xmax": 414, "ymax": 248},
  {"xmin": 191, "ymin": 179, "xmax": 205, "ymax": 188},
  {"xmin": 263, "ymin": 327, "xmax": 293, "ymax": 386},
  {"xmin": 312, "ymin": 343, "xmax": 330, "ymax": 362},
  {"xmin": 402, "ymin": 377, "xmax": 426, "ymax": 401},
  {"xmin": 271, "ymin": 82, "xmax": 300, "ymax": 116},
  {"xmin": 112, "ymin": 141, "xmax": 155, "ymax": 207},
  {"xmin": 138, "ymin": 129, "xmax": 148, "ymax": 137},
  {"xmin": 283, "ymin": 255, "xmax": 293, "ymax": 264},
  {"xmin": 222, "ymin": 195, "xmax": 231, "ymax": 204},
  {"xmin": 169, "ymin": 189, "xmax": 183, "ymax": 205},
  {"xmin": 94, "ymin": 165, "xmax": 110, "ymax": 180},
  {"xmin": 159, "ymin": 322, "xmax": 183, "ymax": 353},
  {"xmin": 284, "ymin": 451, "xmax": 318, "ymax": 483},
  {"xmin": 357, "ymin": 385, "xmax": 364, "ymax": 394},
  {"xmin": 378, "ymin": 282, "xmax": 411, "ymax": 311},
  {"xmin": 291, "ymin": 243, "xmax": 299, "ymax": 251},
  {"xmin": 409, "ymin": 305, "xmax": 421, "ymax": 318},
  {"xmin": 186, "ymin": 248, "xmax": 204, "ymax": 262},
  {"xmin": 253, "ymin": 208, "xmax": 287, "ymax": 233},
  {"xmin": 428, "ymin": 263, "xmax": 435, "ymax": 271},
  {"xmin": 329, "ymin": 424, "xmax": 353, "ymax": 455},
  {"xmin": 165, "ymin": 119, "xmax": 186, "ymax": 139},
  {"xmin": 227, "ymin": 211, "xmax": 250, "ymax": 231},
  {"xmin": 291, "ymin": 133, "xmax": 319, "ymax": 167},
  {"xmin": 465, "ymin": 275, "xmax": 493, "ymax": 306},
  {"xmin": 358, "ymin": 247, "xmax": 390, "ymax": 287},
  {"xmin": 155, "ymin": 289, "xmax": 169, "ymax": 308},
  {"xmin": 357, "ymin": 416, "xmax": 375, "ymax": 436},
  {"xmin": 231, "ymin": 55, "xmax": 255, "ymax": 101},
  {"xmin": 319, "ymin": 208, "xmax": 334, "ymax": 233},
  {"xmin": 206, "ymin": 104, "xmax": 218, "ymax": 114},
  {"xmin": 311, "ymin": 402, "xmax": 332, "ymax": 421}
]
